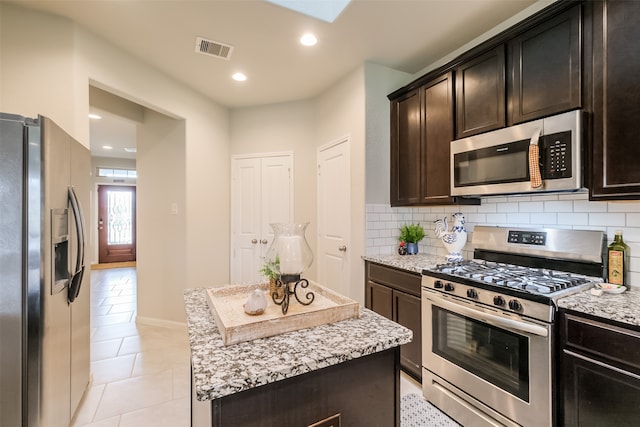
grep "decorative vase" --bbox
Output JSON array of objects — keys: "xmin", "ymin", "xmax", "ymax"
[
  {"xmin": 264, "ymin": 222, "xmax": 315, "ymax": 314},
  {"xmin": 406, "ymin": 242, "xmax": 418, "ymax": 255},
  {"xmin": 265, "ymin": 223, "xmax": 314, "ymax": 280},
  {"xmin": 434, "ymin": 213, "xmax": 467, "ymax": 263}
]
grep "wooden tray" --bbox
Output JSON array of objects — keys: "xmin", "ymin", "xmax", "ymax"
[{"xmin": 205, "ymin": 282, "xmax": 360, "ymax": 346}]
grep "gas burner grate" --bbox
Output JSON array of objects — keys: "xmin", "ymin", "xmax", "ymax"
[{"xmin": 432, "ymin": 260, "xmax": 591, "ymax": 295}]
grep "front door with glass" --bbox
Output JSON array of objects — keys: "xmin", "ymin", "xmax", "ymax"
[{"xmin": 98, "ymin": 185, "xmax": 136, "ymax": 263}]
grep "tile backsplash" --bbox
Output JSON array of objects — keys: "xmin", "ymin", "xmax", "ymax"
[{"xmin": 365, "ymin": 192, "xmax": 640, "ymax": 286}]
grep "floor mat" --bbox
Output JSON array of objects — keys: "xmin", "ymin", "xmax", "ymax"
[{"xmin": 401, "ymin": 393, "xmax": 461, "ymax": 426}]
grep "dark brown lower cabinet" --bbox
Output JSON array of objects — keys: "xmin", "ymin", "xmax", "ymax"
[
  {"xmin": 192, "ymin": 348, "xmax": 400, "ymax": 427},
  {"xmin": 365, "ymin": 262, "xmax": 422, "ymax": 381},
  {"xmin": 559, "ymin": 310, "xmax": 640, "ymax": 426}
]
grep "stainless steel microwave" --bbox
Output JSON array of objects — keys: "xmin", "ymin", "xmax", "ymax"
[{"xmin": 451, "ymin": 110, "xmax": 583, "ymax": 197}]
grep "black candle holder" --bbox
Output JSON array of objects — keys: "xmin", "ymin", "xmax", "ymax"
[{"xmin": 271, "ymin": 274, "xmax": 315, "ymax": 315}]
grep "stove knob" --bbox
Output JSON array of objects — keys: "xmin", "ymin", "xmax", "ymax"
[
  {"xmin": 434, "ymin": 280, "xmax": 444, "ymax": 289},
  {"xmin": 508, "ymin": 299, "xmax": 522, "ymax": 311},
  {"xmin": 467, "ymin": 289, "xmax": 478, "ymax": 299},
  {"xmin": 444, "ymin": 283, "xmax": 455, "ymax": 292},
  {"xmin": 493, "ymin": 296, "xmax": 505, "ymax": 307}
]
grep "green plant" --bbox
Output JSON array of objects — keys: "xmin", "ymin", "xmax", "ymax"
[
  {"xmin": 398, "ymin": 223, "xmax": 425, "ymax": 243},
  {"xmin": 259, "ymin": 256, "xmax": 280, "ymax": 281}
]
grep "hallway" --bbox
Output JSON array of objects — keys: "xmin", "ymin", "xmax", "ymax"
[{"xmin": 73, "ymin": 267, "xmax": 190, "ymax": 427}]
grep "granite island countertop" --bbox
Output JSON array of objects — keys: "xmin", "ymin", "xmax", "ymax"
[
  {"xmin": 184, "ymin": 287, "xmax": 413, "ymax": 402},
  {"xmin": 362, "ymin": 253, "xmax": 446, "ymax": 274},
  {"xmin": 557, "ymin": 286, "xmax": 640, "ymax": 328}
]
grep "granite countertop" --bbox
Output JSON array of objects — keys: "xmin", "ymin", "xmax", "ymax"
[
  {"xmin": 184, "ymin": 288, "xmax": 413, "ymax": 402},
  {"xmin": 557, "ymin": 286, "xmax": 640, "ymax": 328},
  {"xmin": 362, "ymin": 253, "xmax": 445, "ymax": 274}
]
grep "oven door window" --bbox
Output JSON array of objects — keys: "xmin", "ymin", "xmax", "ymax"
[
  {"xmin": 454, "ymin": 139, "xmax": 530, "ymax": 187},
  {"xmin": 432, "ymin": 306, "xmax": 529, "ymax": 402}
]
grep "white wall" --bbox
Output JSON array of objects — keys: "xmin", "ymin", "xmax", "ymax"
[
  {"xmin": 366, "ymin": 193, "xmax": 640, "ymax": 286},
  {"xmin": 364, "ymin": 62, "xmax": 411, "ymax": 204},
  {"xmin": 1, "ymin": 3, "xmax": 230, "ymax": 324},
  {"xmin": 315, "ymin": 66, "xmax": 366, "ymax": 303},
  {"xmin": 230, "ymin": 100, "xmax": 317, "ymax": 278}
]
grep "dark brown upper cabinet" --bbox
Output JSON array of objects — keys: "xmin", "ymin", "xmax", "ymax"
[
  {"xmin": 390, "ymin": 88, "xmax": 422, "ymax": 205},
  {"xmin": 588, "ymin": 0, "xmax": 640, "ymax": 199},
  {"xmin": 390, "ymin": 73, "xmax": 457, "ymax": 206},
  {"xmin": 507, "ymin": 4, "xmax": 582, "ymax": 125},
  {"xmin": 421, "ymin": 72, "xmax": 455, "ymax": 205},
  {"xmin": 455, "ymin": 47, "xmax": 506, "ymax": 139}
]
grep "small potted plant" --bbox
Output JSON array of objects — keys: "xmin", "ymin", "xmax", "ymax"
[
  {"xmin": 398, "ymin": 223, "xmax": 425, "ymax": 255},
  {"xmin": 259, "ymin": 256, "xmax": 281, "ymax": 297}
]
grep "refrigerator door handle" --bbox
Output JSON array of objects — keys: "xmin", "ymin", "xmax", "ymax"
[{"xmin": 68, "ymin": 186, "xmax": 86, "ymax": 303}]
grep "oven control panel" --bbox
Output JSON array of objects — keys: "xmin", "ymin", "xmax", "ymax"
[
  {"xmin": 507, "ymin": 230, "xmax": 546, "ymax": 246},
  {"xmin": 421, "ymin": 275, "xmax": 554, "ymax": 322}
]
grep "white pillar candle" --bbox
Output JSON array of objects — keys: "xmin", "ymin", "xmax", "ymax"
[{"xmin": 277, "ymin": 235, "xmax": 304, "ymax": 274}]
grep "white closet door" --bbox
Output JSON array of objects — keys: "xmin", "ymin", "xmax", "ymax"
[
  {"xmin": 317, "ymin": 138, "xmax": 350, "ymax": 296},
  {"xmin": 231, "ymin": 153, "xmax": 292, "ymax": 284}
]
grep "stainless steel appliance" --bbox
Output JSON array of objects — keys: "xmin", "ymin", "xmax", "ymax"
[
  {"xmin": 451, "ymin": 110, "xmax": 583, "ymax": 197},
  {"xmin": 1, "ymin": 113, "xmax": 91, "ymax": 427},
  {"xmin": 422, "ymin": 226, "xmax": 604, "ymax": 427}
]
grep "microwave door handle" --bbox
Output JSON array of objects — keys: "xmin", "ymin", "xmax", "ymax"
[{"xmin": 529, "ymin": 128, "xmax": 543, "ymax": 189}]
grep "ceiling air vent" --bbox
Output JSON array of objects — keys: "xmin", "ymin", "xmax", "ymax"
[{"xmin": 195, "ymin": 37, "xmax": 234, "ymax": 60}]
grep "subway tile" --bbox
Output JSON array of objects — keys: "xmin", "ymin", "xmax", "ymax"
[
  {"xmin": 544, "ymin": 200, "xmax": 573, "ymax": 212},
  {"xmin": 497, "ymin": 202, "xmax": 519, "ymax": 213},
  {"xmin": 607, "ymin": 201, "xmax": 640, "ymax": 212},
  {"xmin": 477, "ymin": 203, "xmax": 497, "ymax": 213},
  {"xmin": 485, "ymin": 213, "xmax": 508, "ymax": 224},
  {"xmin": 558, "ymin": 192, "xmax": 588, "ymax": 201},
  {"xmin": 558, "ymin": 213, "xmax": 588, "ymax": 226},
  {"xmin": 519, "ymin": 201, "xmax": 544, "ymax": 213},
  {"xmin": 588, "ymin": 213, "xmax": 626, "ymax": 227},
  {"xmin": 507, "ymin": 213, "xmax": 530, "ymax": 224},
  {"xmin": 530, "ymin": 212, "xmax": 557, "ymax": 224},
  {"xmin": 573, "ymin": 200, "xmax": 607, "ymax": 213}
]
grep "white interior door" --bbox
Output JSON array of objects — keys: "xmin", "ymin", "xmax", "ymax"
[
  {"xmin": 231, "ymin": 153, "xmax": 292, "ymax": 284},
  {"xmin": 317, "ymin": 137, "xmax": 350, "ymax": 296}
]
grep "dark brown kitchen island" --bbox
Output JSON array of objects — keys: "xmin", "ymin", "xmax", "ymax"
[{"xmin": 184, "ymin": 287, "xmax": 412, "ymax": 427}]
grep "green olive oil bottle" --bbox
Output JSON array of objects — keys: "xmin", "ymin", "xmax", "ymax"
[{"xmin": 608, "ymin": 230, "xmax": 630, "ymax": 287}]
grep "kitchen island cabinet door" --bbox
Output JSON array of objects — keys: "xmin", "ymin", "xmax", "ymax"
[
  {"xmin": 588, "ymin": 0, "xmax": 640, "ymax": 199},
  {"xmin": 193, "ymin": 348, "xmax": 401, "ymax": 427},
  {"xmin": 455, "ymin": 46, "xmax": 506, "ymax": 139},
  {"xmin": 507, "ymin": 3, "xmax": 582, "ymax": 125}
]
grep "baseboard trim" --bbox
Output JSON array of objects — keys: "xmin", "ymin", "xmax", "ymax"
[
  {"xmin": 91, "ymin": 261, "xmax": 136, "ymax": 270},
  {"xmin": 136, "ymin": 316, "xmax": 187, "ymax": 330}
]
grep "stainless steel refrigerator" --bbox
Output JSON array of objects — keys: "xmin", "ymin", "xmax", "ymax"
[{"xmin": 1, "ymin": 113, "xmax": 91, "ymax": 427}]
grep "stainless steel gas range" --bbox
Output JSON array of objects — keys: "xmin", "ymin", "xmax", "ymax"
[{"xmin": 421, "ymin": 226, "xmax": 605, "ymax": 427}]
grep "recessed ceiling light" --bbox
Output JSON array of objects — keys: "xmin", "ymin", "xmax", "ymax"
[
  {"xmin": 300, "ymin": 33, "xmax": 317, "ymax": 47},
  {"xmin": 232, "ymin": 72, "xmax": 247, "ymax": 82},
  {"xmin": 124, "ymin": 147, "xmax": 137, "ymax": 153},
  {"xmin": 88, "ymin": 113, "xmax": 102, "ymax": 119},
  {"xmin": 102, "ymin": 145, "xmax": 113, "ymax": 150}
]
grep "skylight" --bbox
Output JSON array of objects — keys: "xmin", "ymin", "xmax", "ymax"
[{"xmin": 266, "ymin": 0, "xmax": 351, "ymax": 23}]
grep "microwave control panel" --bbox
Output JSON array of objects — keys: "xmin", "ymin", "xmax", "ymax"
[{"xmin": 541, "ymin": 131, "xmax": 572, "ymax": 179}]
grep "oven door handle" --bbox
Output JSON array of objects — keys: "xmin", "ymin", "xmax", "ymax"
[{"xmin": 427, "ymin": 294, "xmax": 549, "ymax": 337}]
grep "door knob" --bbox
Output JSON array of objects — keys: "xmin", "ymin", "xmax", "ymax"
[
  {"xmin": 251, "ymin": 239, "xmax": 258, "ymax": 244},
  {"xmin": 338, "ymin": 245, "xmax": 347, "ymax": 252},
  {"xmin": 261, "ymin": 239, "xmax": 268, "ymax": 244}
]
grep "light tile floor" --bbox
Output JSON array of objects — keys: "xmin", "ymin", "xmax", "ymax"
[
  {"xmin": 72, "ymin": 267, "xmax": 190, "ymax": 427},
  {"xmin": 72, "ymin": 266, "xmax": 422, "ymax": 426}
]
